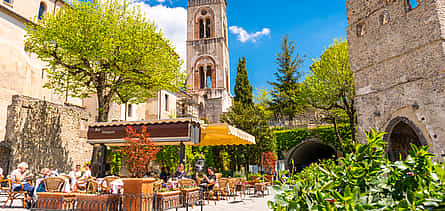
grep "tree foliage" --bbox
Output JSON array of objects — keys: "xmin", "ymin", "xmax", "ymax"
[
  {"xmin": 234, "ymin": 57, "xmax": 253, "ymax": 105},
  {"xmin": 268, "ymin": 35, "xmax": 305, "ymax": 121},
  {"xmin": 122, "ymin": 126, "xmax": 160, "ymax": 178},
  {"xmin": 25, "ymin": 0, "xmax": 184, "ymax": 122},
  {"xmin": 303, "ymin": 39, "xmax": 357, "ymax": 145}
]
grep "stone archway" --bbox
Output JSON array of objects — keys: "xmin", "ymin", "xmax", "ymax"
[
  {"xmin": 384, "ymin": 117, "xmax": 428, "ymax": 161},
  {"xmin": 0, "ymin": 142, "xmax": 12, "ymax": 175},
  {"xmin": 286, "ymin": 138, "xmax": 337, "ymax": 172}
]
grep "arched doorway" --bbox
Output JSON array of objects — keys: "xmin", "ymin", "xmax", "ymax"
[
  {"xmin": 0, "ymin": 142, "xmax": 11, "ymax": 175},
  {"xmin": 287, "ymin": 139, "xmax": 337, "ymax": 172},
  {"xmin": 385, "ymin": 117, "xmax": 427, "ymax": 161}
]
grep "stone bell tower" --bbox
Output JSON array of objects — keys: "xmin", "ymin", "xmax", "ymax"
[{"xmin": 186, "ymin": 0, "xmax": 232, "ymax": 123}]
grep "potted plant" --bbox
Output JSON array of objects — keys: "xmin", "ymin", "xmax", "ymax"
[{"xmin": 155, "ymin": 185, "xmax": 181, "ymax": 210}]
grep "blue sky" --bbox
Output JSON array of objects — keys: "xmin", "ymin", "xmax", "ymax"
[{"xmin": 135, "ymin": 0, "xmax": 348, "ymax": 96}]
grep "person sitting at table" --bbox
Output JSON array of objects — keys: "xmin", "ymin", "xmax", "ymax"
[
  {"xmin": 69, "ymin": 164, "xmax": 82, "ymax": 190},
  {"xmin": 159, "ymin": 167, "xmax": 170, "ymax": 183},
  {"xmin": 36, "ymin": 168, "xmax": 52, "ymax": 192},
  {"xmin": 82, "ymin": 164, "xmax": 92, "ymax": 178},
  {"xmin": 173, "ymin": 163, "xmax": 187, "ymax": 180},
  {"xmin": 0, "ymin": 167, "xmax": 3, "ymax": 179},
  {"xmin": 11, "ymin": 162, "xmax": 34, "ymax": 201},
  {"xmin": 200, "ymin": 167, "xmax": 217, "ymax": 191}
]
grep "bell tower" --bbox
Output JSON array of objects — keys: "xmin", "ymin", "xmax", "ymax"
[{"xmin": 186, "ymin": 0, "xmax": 232, "ymax": 123}]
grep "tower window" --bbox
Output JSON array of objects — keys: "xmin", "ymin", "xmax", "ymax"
[
  {"xmin": 206, "ymin": 65, "xmax": 212, "ymax": 88},
  {"xmin": 379, "ymin": 11, "xmax": 390, "ymax": 25},
  {"xmin": 38, "ymin": 2, "xmax": 47, "ymax": 20},
  {"xmin": 199, "ymin": 19, "xmax": 205, "ymax": 39},
  {"xmin": 199, "ymin": 66, "xmax": 205, "ymax": 89},
  {"xmin": 356, "ymin": 22, "xmax": 366, "ymax": 37},
  {"xmin": 206, "ymin": 18, "xmax": 211, "ymax": 38},
  {"xmin": 407, "ymin": 0, "xmax": 418, "ymax": 10}
]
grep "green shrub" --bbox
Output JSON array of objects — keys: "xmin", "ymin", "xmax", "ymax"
[{"xmin": 268, "ymin": 129, "xmax": 445, "ymax": 210}]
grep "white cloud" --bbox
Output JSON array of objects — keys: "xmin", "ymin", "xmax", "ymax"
[
  {"xmin": 229, "ymin": 26, "xmax": 271, "ymax": 43},
  {"xmin": 132, "ymin": 2, "xmax": 187, "ymax": 68}
]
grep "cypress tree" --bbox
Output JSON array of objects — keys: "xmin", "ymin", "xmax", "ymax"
[{"xmin": 234, "ymin": 57, "xmax": 253, "ymax": 105}]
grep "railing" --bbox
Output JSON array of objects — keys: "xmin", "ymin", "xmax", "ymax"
[{"xmin": 30, "ymin": 191, "xmax": 204, "ymax": 211}]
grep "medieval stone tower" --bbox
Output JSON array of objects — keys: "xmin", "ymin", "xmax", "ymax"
[
  {"xmin": 186, "ymin": 0, "xmax": 233, "ymax": 123},
  {"xmin": 346, "ymin": 0, "xmax": 445, "ymax": 160}
]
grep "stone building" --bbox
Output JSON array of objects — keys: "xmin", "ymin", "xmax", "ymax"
[
  {"xmin": 186, "ymin": 0, "xmax": 233, "ymax": 123},
  {"xmin": 346, "ymin": 0, "xmax": 445, "ymax": 160}
]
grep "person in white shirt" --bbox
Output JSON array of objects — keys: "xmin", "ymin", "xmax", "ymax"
[
  {"xmin": 0, "ymin": 167, "xmax": 3, "ymax": 178},
  {"xmin": 82, "ymin": 164, "xmax": 92, "ymax": 178},
  {"xmin": 68, "ymin": 165, "xmax": 82, "ymax": 190},
  {"xmin": 11, "ymin": 162, "xmax": 34, "ymax": 200}
]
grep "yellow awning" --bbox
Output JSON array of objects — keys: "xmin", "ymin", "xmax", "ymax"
[{"xmin": 195, "ymin": 123, "xmax": 256, "ymax": 146}]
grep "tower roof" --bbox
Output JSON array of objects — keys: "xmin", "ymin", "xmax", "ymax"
[{"xmin": 188, "ymin": 0, "xmax": 227, "ymax": 7}]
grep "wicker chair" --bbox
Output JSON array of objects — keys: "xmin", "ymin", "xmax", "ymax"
[
  {"xmin": 178, "ymin": 178, "xmax": 195, "ymax": 189},
  {"xmin": 43, "ymin": 177, "xmax": 65, "ymax": 192},
  {"xmin": 74, "ymin": 176, "xmax": 94, "ymax": 192},
  {"xmin": 213, "ymin": 178, "xmax": 229, "ymax": 201},
  {"xmin": 101, "ymin": 176, "xmax": 120, "ymax": 193},
  {"xmin": 228, "ymin": 178, "xmax": 240, "ymax": 200},
  {"xmin": 86, "ymin": 179, "xmax": 100, "ymax": 193},
  {"xmin": 1, "ymin": 178, "xmax": 28, "ymax": 208}
]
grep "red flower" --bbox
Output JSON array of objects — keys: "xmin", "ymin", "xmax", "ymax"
[
  {"xmin": 324, "ymin": 198, "xmax": 335, "ymax": 203},
  {"xmin": 407, "ymin": 172, "xmax": 415, "ymax": 176}
]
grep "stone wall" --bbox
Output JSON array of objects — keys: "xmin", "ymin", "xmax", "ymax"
[
  {"xmin": 346, "ymin": 0, "xmax": 445, "ymax": 158},
  {"xmin": 2, "ymin": 95, "xmax": 92, "ymax": 175}
]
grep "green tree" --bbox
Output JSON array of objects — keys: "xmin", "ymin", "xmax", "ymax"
[
  {"xmin": 268, "ymin": 35, "xmax": 305, "ymax": 121},
  {"xmin": 254, "ymin": 88, "xmax": 273, "ymax": 120},
  {"xmin": 303, "ymin": 39, "xmax": 357, "ymax": 147},
  {"xmin": 25, "ymin": 0, "xmax": 184, "ymax": 122},
  {"xmin": 234, "ymin": 57, "xmax": 253, "ymax": 105}
]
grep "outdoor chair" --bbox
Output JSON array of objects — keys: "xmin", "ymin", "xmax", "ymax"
[
  {"xmin": 86, "ymin": 179, "xmax": 100, "ymax": 193},
  {"xmin": 1, "ymin": 178, "xmax": 28, "ymax": 208},
  {"xmin": 74, "ymin": 176, "xmax": 95, "ymax": 192},
  {"xmin": 101, "ymin": 176, "xmax": 119, "ymax": 193},
  {"xmin": 201, "ymin": 183, "xmax": 217, "ymax": 205},
  {"xmin": 213, "ymin": 178, "xmax": 229, "ymax": 201},
  {"xmin": 247, "ymin": 176, "xmax": 259, "ymax": 195},
  {"xmin": 43, "ymin": 177, "xmax": 65, "ymax": 192},
  {"xmin": 228, "ymin": 178, "xmax": 240, "ymax": 200}
]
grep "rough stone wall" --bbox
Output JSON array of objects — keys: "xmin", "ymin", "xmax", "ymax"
[
  {"xmin": 346, "ymin": 0, "xmax": 445, "ymax": 157},
  {"xmin": 3, "ymin": 95, "xmax": 92, "ymax": 175}
]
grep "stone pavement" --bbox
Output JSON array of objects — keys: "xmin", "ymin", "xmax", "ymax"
[{"xmin": 0, "ymin": 194, "xmax": 273, "ymax": 211}]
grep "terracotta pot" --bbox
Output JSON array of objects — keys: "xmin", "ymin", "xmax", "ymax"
[
  {"xmin": 122, "ymin": 178, "xmax": 156, "ymax": 211},
  {"xmin": 36, "ymin": 192, "xmax": 76, "ymax": 210},
  {"xmin": 155, "ymin": 191, "xmax": 181, "ymax": 211},
  {"xmin": 74, "ymin": 194, "xmax": 119, "ymax": 211}
]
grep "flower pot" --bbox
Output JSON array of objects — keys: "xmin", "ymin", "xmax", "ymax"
[
  {"xmin": 154, "ymin": 191, "xmax": 181, "ymax": 211},
  {"xmin": 122, "ymin": 178, "xmax": 156, "ymax": 211},
  {"xmin": 74, "ymin": 194, "xmax": 119, "ymax": 211},
  {"xmin": 36, "ymin": 192, "xmax": 76, "ymax": 210}
]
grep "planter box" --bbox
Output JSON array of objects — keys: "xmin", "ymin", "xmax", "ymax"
[
  {"xmin": 36, "ymin": 192, "xmax": 76, "ymax": 210},
  {"xmin": 74, "ymin": 194, "xmax": 119, "ymax": 211},
  {"xmin": 154, "ymin": 191, "xmax": 181, "ymax": 211},
  {"xmin": 122, "ymin": 178, "xmax": 156, "ymax": 211}
]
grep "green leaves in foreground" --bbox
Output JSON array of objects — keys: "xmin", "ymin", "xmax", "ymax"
[{"xmin": 268, "ymin": 129, "xmax": 445, "ymax": 211}]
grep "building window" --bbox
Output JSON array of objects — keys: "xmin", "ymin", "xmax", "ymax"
[
  {"xmin": 379, "ymin": 11, "xmax": 390, "ymax": 25},
  {"xmin": 38, "ymin": 2, "xmax": 47, "ymax": 20},
  {"xmin": 206, "ymin": 65, "xmax": 212, "ymax": 88},
  {"xmin": 356, "ymin": 22, "xmax": 366, "ymax": 37},
  {"xmin": 199, "ymin": 19, "xmax": 205, "ymax": 39},
  {"xmin": 199, "ymin": 66, "xmax": 205, "ymax": 89},
  {"xmin": 164, "ymin": 94, "xmax": 169, "ymax": 112},
  {"xmin": 127, "ymin": 104, "xmax": 133, "ymax": 117}
]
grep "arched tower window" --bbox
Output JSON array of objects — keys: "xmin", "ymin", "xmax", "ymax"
[
  {"xmin": 195, "ymin": 8, "xmax": 214, "ymax": 40},
  {"xmin": 38, "ymin": 2, "xmax": 47, "ymax": 20},
  {"xmin": 194, "ymin": 57, "xmax": 216, "ymax": 90}
]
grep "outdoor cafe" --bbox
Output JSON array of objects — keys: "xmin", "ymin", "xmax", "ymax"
[{"xmin": 1, "ymin": 118, "xmax": 272, "ymax": 211}]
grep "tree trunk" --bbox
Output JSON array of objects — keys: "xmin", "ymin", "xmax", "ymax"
[
  {"xmin": 96, "ymin": 88, "xmax": 111, "ymax": 122},
  {"xmin": 332, "ymin": 117, "xmax": 344, "ymax": 153}
]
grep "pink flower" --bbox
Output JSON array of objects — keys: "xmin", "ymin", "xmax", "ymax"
[{"xmin": 407, "ymin": 172, "xmax": 415, "ymax": 176}]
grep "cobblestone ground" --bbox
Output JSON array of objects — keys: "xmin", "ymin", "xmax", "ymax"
[{"xmin": 0, "ymin": 193, "xmax": 273, "ymax": 211}]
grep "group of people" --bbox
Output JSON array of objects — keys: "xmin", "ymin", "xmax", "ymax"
[
  {"xmin": 157, "ymin": 163, "xmax": 217, "ymax": 190},
  {"xmin": 0, "ymin": 162, "xmax": 92, "ymax": 207}
]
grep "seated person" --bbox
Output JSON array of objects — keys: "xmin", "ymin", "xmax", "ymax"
[
  {"xmin": 82, "ymin": 164, "xmax": 92, "ymax": 178},
  {"xmin": 11, "ymin": 162, "xmax": 34, "ymax": 200},
  {"xmin": 36, "ymin": 168, "xmax": 52, "ymax": 192},
  {"xmin": 173, "ymin": 163, "xmax": 187, "ymax": 180},
  {"xmin": 200, "ymin": 167, "xmax": 216, "ymax": 191},
  {"xmin": 0, "ymin": 167, "xmax": 3, "ymax": 179},
  {"xmin": 159, "ymin": 167, "xmax": 170, "ymax": 183},
  {"xmin": 69, "ymin": 165, "xmax": 82, "ymax": 190}
]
